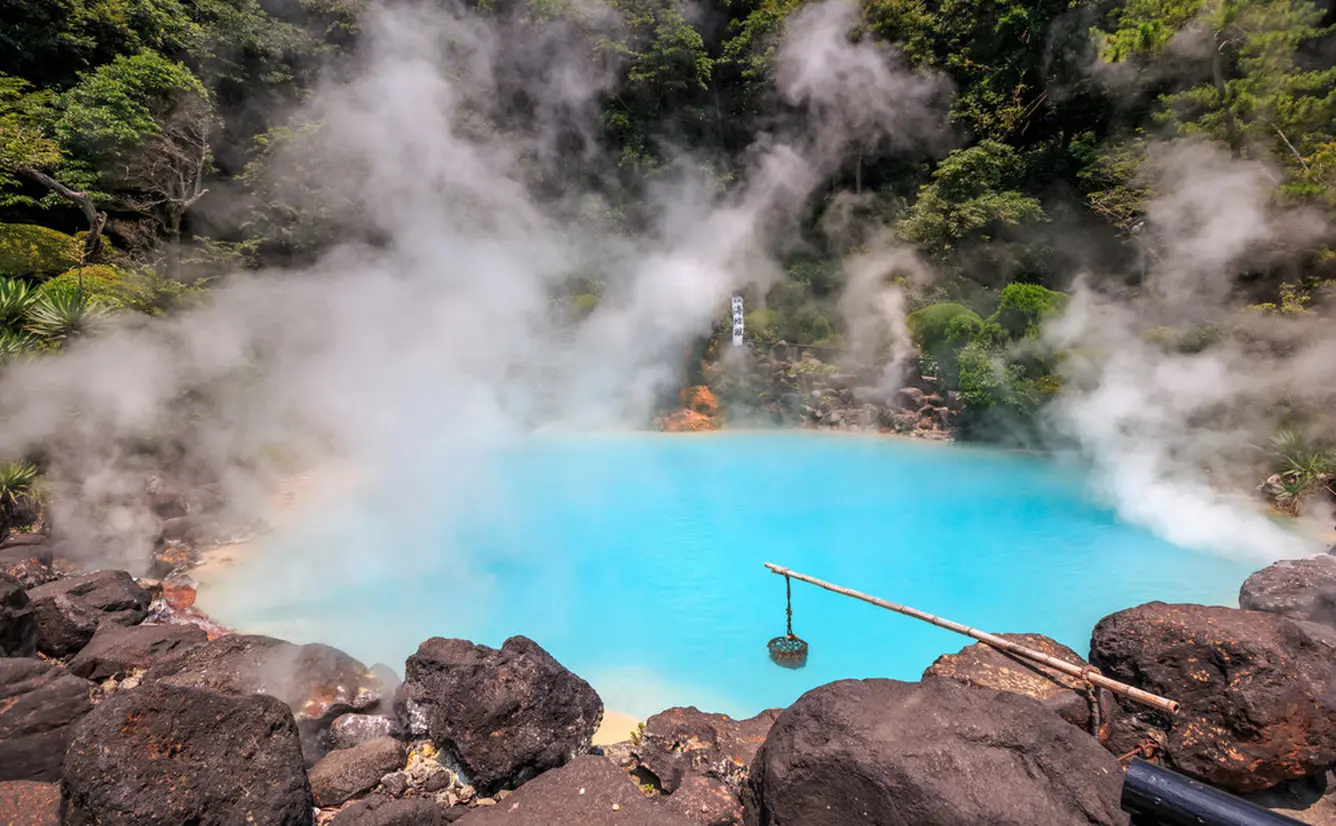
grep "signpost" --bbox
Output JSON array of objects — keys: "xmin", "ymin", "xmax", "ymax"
[{"xmin": 732, "ymin": 296, "xmax": 744, "ymax": 346}]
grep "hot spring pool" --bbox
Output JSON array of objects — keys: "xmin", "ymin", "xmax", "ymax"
[{"xmin": 200, "ymin": 432, "xmax": 1266, "ymax": 722}]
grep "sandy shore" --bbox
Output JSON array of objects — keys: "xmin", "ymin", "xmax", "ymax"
[{"xmin": 593, "ymin": 710, "xmax": 643, "ymax": 746}]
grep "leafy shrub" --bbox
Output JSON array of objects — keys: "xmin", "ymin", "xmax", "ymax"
[
  {"xmin": 1265, "ymin": 429, "xmax": 1336, "ymax": 515},
  {"xmin": 986, "ymin": 283, "xmax": 1069, "ymax": 339},
  {"xmin": 0, "ymin": 459, "xmax": 40, "ymax": 529},
  {"xmin": 40, "ymin": 266, "xmax": 128, "ymax": 308},
  {"xmin": 0, "ymin": 224, "xmax": 81, "ymax": 278},
  {"xmin": 905, "ymin": 303, "xmax": 982, "ymax": 352},
  {"xmin": 955, "ymin": 339, "xmax": 1061, "ymax": 445}
]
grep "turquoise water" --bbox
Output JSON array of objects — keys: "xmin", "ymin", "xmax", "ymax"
[{"xmin": 201, "ymin": 432, "xmax": 1263, "ymax": 721}]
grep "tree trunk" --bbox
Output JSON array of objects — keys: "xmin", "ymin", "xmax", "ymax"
[
  {"xmin": 19, "ymin": 168, "xmax": 107, "ymax": 264},
  {"xmin": 165, "ymin": 209, "xmax": 183, "ymax": 281}
]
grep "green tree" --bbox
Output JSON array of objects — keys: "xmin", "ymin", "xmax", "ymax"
[
  {"xmin": 897, "ymin": 141, "xmax": 1047, "ymax": 258},
  {"xmin": 58, "ymin": 50, "xmax": 217, "ymax": 271}
]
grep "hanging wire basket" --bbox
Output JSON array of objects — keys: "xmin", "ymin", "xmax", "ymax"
[{"xmin": 768, "ymin": 574, "xmax": 808, "ymax": 669}]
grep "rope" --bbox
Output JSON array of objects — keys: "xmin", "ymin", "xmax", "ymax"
[{"xmin": 785, "ymin": 574, "xmax": 794, "ymax": 637}]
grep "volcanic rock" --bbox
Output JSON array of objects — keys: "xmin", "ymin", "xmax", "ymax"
[
  {"xmin": 329, "ymin": 712, "xmax": 397, "ymax": 750},
  {"xmin": 1089, "ymin": 601, "xmax": 1336, "ymax": 792},
  {"xmin": 665, "ymin": 776, "xmax": 744, "ymax": 826},
  {"xmin": 66, "ymin": 622, "xmax": 207, "ymax": 681},
  {"xmin": 144, "ymin": 633, "xmax": 388, "ymax": 758},
  {"xmin": 1239, "ymin": 555, "xmax": 1336, "ymax": 629},
  {"xmin": 330, "ymin": 795, "xmax": 443, "ymax": 826},
  {"xmin": 633, "ymin": 707, "xmax": 779, "ymax": 795},
  {"xmin": 0, "ymin": 658, "xmax": 94, "ymax": 782},
  {"xmin": 924, "ymin": 633, "xmax": 1110, "ymax": 734},
  {"xmin": 743, "ymin": 677, "xmax": 1128, "ymax": 826},
  {"xmin": 0, "ymin": 574, "xmax": 37, "ymax": 657},
  {"xmin": 396, "ymin": 635, "xmax": 603, "ymax": 794},
  {"xmin": 453, "ymin": 754, "xmax": 695, "ymax": 826},
  {"xmin": 0, "ymin": 780, "xmax": 61, "ymax": 826},
  {"xmin": 0, "ymin": 543, "xmax": 56, "ymax": 588},
  {"xmin": 308, "ymin": 736, "xmax": 405, "ymax": 806},
  {"xmin": 25, "ymin": 570, "xmax": 151, "ymax": 657},
  {"xmin": 62, "ymin": 682, "xmax": 313, "ymax": 826}
]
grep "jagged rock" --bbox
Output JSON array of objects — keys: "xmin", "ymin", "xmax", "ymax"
[
  {"xmin": 328, "ymin": 713, "xmax": 397, "ymax": 750},
  {"xmin": 1239, "ymin": 555, "xmax": 1336, "ymax": 629},
  {"xmin": 395, "ymin": 636, "xmax": 603, "ymax": 794},
  {"xmin": 0, "ymin": 659, "xmax": 94, "ymax": 782},
  {"xmin": 0, "ymin": 574, "xmax": 37, "ymax": 657},
  {"xmin": 923, "ymin": 633, "xmax": 1110, "ymax": 734},
  {"xmin": 25, "ymin": 570, "xmax": 151, "ymax": 657},
  {"xmin": 894, "ymin": 387, "xmax": 925, "ymax": 410},
  {"xmin": 453, "ymin": 755, "xmax": 695, "ymax": 826},
  {"xmin": 308, "ymin": 737, "xmax": 405, "ymax": 807},
  {"xmin": 0, "ymin": 780, "xmax": 61, "ymax": 826},
  {"xmin": 144, "ymin": 633, "xmax": 388, "ymax": 759},
  {"xmin": 66, "ymin": 622, "xmax": 207, "ymax": 681},
  {"xmin": 743, "ymin": 678, "xmax": 1128, "ymax": 826},
  {"xmin": 665, "ymin": 776, "xmax": 743, "ymax": 826},
  {"xmin": 1090, "ymin": 602, "xmax": 1336, "ymax": 792},
  {"xmin": 62, "ymin": 682, "xmax": 313, "ymax": 826},
  {"xmin": 330, "ymin": 795, "xmax": 442, "ymax": 826},
  {"xmin": 633, "ymin": 707, "xmax": 779, "ymax": 795},
  {"xmin": 0, "ymin": 542, "xmax": 56, "ymax": 588}
]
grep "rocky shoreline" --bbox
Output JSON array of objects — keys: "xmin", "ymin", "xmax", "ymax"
[{"xmin": 4, "ymin": 503, "xmax": 1336, "ymax": 824}]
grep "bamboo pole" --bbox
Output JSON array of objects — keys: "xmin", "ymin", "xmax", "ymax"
[{"xmin": 764, "ymin": 562, "xmax": 1179, "ymax": 716}]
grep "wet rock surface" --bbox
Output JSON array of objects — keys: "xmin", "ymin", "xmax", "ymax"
[
  {"xmin": 144, "ymin": 633, "xmax": 388, "ymax": 758},
  {"xmin": 0, "ymin": 574, "xmax": 37, "ymax": 657},
  {"xmin": 1089, "ymin": 602, "xmax": 1336, "ymax": 792},
  {"xmin": 633, "ymin": 707, "xmax": 779, "ymax": 795},
  {"xmin": 62, "ymin": 682, "xmax": 313, "ymax": 826},
  {"xmin": 65, "ymin": 622, "xmax": 208, "ymax": 681},
  {"xmin": 329, "ymin": 795, "xmax": 443, "ymax": 826},
  {"xmin": 0, "ymin": 658, "xmax": 94, "ymax": 782},
  {"xmin": 309, "ymin": 736, "xmax": 406, "ymax": 806},
  {"xmin": 25, "ymin": 569, "xmax": 151, "ymax": 656},
  {"xmin": 743, "ymin": 677, "xmax": 1128, "ymax": 826},
  {"xmin": 1239, "ymin": 555, "xmax": 1336, "ymax": 629},
  {"xmin": 453, "ymin": 755, "xmax": 695, "ymax": 826},
  {"xmin": 396, "ymin": 635, "xmax": 603, "ymax": 794},
  {"xmin": 924, "ymin": 633, "xmax": 1109, "ymax": 734},
  {"xmin": 0, "ymin": 780, "xmax": 61, "ymax": 826}
]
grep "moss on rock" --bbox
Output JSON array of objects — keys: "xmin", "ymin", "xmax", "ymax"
[{"xmin": 0, "ymin": 224, "xmax": 81, "ymax": 278}]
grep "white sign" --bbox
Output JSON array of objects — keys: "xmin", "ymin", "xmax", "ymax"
[{"xmin": 731, "ymin": 296, "xmax": 744, "ymax": 346}]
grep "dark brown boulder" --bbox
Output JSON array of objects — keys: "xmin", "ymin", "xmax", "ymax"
[
  {"xmin": 144, "ymin": 633, "xmax": 388, "ymax": 760},
  {"xmin": 1089, "ymin": 602, "xmax": 1336, "ymax": 792},
  {"xmin": 664, "ymin": 776, "xmax": 744, "ymax": 826},
  {"xmin": 0, "ymin": 574, "xmax": 37, "ymax": 657},
  {"xmin": 66, "ymin": 622, "xmax": 208, "ymax": 681},
  {"xmin": 329, "ymin": 795, "xmax": 442, "ymax": 826},
  {"xmin": 0, "ymin": 545, "xmax": 56, "ymax": 588},
  {"xmin": 0, "ymin": 658, "xmax": 94, "ymax": 782},
  {"xmin": 25, "ymin": 570, "xmax": 151, "ymax": 657},
  {"xmin": 0, "ymin": 780, "xmax": 61, "ymax": 826},
  {"xmin": 633, "ymin": 707, "xmax": 779, "ymax": 795},
  {"xmin": 453, "ymin": 755, "xmax": 695, "ymax": 826},
  {"xmin": 62, "ymin": 682, "xmax": 313, "ymax": 826},
  {"xmin": 743, "ymin": 678, "xmax": 1128, "ymax": 826},
  {"xmin": 923, "ymin": 633, "xmax": 1110, "ymax": 734},
  {"xmin": 1240, "ymin": 555, "xmax": 1336, "ymax": 629},
  {"xmin": 308, "ymin": 736, "xmax": 405, "ymax": 806},
  {"xmin": 395, "ymin": 636, "xmax": 603, "ymax": 794}
]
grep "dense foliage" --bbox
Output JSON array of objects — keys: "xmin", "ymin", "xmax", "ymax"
[{"xmin": 0, "ymin": 0, "xmax": 1333, "ymax": 460}]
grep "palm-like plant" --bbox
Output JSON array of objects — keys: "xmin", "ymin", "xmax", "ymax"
[
  {"xmin": 0, "ymin": 459, "xmax": 40, "ymax": 529},
  {"xmin": 0, "ymin": 329, "xmax": 37, "ymax": 364},
  {"xmin": 0, "ymin": 279, "xmax": 36, "ymax": 331},
  {"xmin": 1266, "ymin": 429, "xmax": 1336, "ymax": 515},
  {"xmin": 25, "ymin": 287, "xmax": 112, "ymax": 342}
]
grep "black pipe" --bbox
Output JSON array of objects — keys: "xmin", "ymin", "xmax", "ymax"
[{"xmin": 1121, "ymin": 759, "xmax": 1307, "ymax": 826}]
